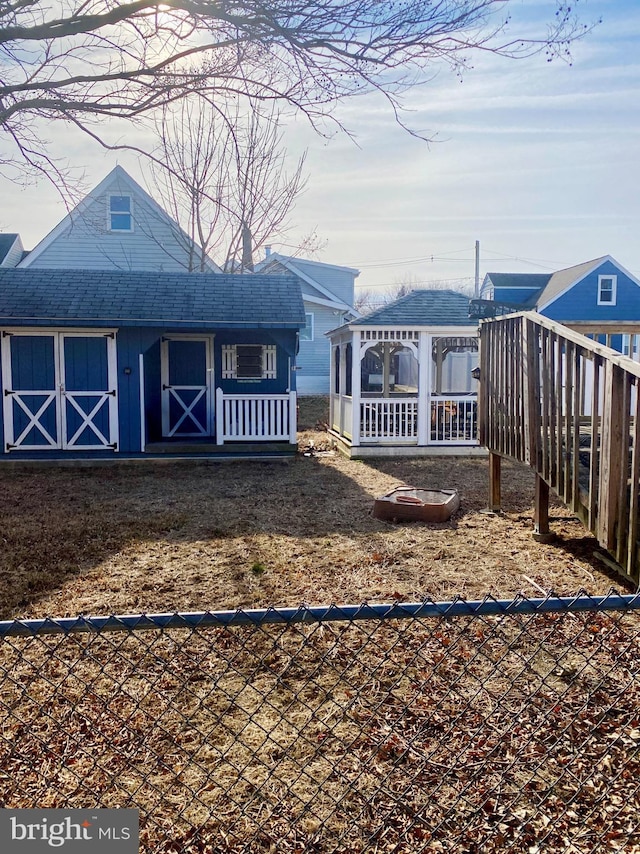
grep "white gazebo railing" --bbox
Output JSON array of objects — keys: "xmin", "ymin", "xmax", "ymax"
[
  {"xmin": 430, "ymin": 395, "xmax": 478, "ymax": 445},
  {"xmin": 360, "ymin": 399, "xmax": 418, "ymax": 442},
  {"xmin": 216, "ymin": 389, "xmax": 296, "ymax": 444}
]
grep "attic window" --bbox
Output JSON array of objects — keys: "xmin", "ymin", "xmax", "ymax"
[
  {"xmin": 598, "ymin": 275, "xmax": 616, "ymax": 306},
  {"xmin": 109, "ymin": 195, "xmax": 132, "ymax": 232}
]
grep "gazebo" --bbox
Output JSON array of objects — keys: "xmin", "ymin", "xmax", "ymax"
[{"xmin": 327, "ymin": 290, "xmax": 483, "ymax": 457}]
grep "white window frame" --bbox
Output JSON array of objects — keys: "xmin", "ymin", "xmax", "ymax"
[
  {"xmin": 597, "ymin": 274, "xmax": 617, "ymax": 306},
  {"xmin": 221, "ymin": 344, "xmax": 277, "ymax": 379},
  {"xmin": 622, "ymin": 334, "xmax": 640, "ymax": 361},
  {"xmin": 300, "ymin": 312, "xmax": 314, "ymax": 342},
  {"xmin": 108, "ymin": 194, "xmax": 133, "ymax": 232}
]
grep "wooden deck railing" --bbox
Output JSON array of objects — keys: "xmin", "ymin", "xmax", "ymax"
[{"xmin": 479, "ymin": 312, "xmax": 640, "ymax": 586}]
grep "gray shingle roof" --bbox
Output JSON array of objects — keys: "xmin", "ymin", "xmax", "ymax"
[
  {"xmin": 353, "ymin": 289, "xmax": 476, "ymax": 327},
  {"xmin": 0, "ymin": 269, "xmax": 305, "ymax": 328}
]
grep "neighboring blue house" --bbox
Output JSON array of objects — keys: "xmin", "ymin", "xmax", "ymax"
[
  {"xmin": 478, "ymin": 256, "xmax": 640, "ymax": 356},
  {"xmin": 256, "ymin": 252, "xmax": 359, "ymax": 394},
  {"xmin": 0, "ymin": 269, "xmax": 304, "ymax": 458}
]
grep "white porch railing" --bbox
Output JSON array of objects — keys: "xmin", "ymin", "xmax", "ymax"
[
  {"xmin": 331, "ymin": 393, "xmax": 353, "ymax": 439},
  {"xmin": 331, "ymin": 395, "xmax": 479, "ymax": 445},
  {"xmin": 360, "ymin": 398, "xmax": 418, "ymax": 443},
  {"xmin": 215, "ymin": 389, "xmax": 297, "ymax": 444},
  {"xmin": 430, "ymin": 395, "xmax": 478, "ymax": 444}
]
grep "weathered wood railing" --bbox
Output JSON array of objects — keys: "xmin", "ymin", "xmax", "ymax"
[{"xmin": 480, "ymin": 312, "xmax": 640, "ymax": 586}]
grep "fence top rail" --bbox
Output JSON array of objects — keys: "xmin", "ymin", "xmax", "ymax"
[
  {"xmin": 481, "ymin": 310, "xmax": 640, "ymax": 380},
  {"xmin": 1, "ymin": 591, "xmax": 638, "ymax": 637}
]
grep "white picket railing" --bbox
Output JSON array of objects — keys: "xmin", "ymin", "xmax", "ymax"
[
  {"xmin": 360, "ymin": 399, "xmax": 418, "ymax": 442},
  {"xmin": 216, "ymin": 390, "xmax": 297, "ymax": 443},
  {"xmin": 430, "ymin": 395, "xmax": 478, "ymax": 445}
]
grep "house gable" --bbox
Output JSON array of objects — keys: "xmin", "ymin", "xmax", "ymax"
[
  {"xmin": 0, "ymin": 234, "xmax": 24, "ymax": 268},
  {"xmin": 255, "ymin": 253, "xmax": 359, "ymax": 394},
  {"xmin": 257, "ymin": 254, "xmax": 358, "ymax": 313},
  {"xmin": 19, "ymin": 166, "xmax": 220, "ymax": 273},
  {"xmin": 537, "ymin": 256, "xmax": 640, "ymax": 321}
]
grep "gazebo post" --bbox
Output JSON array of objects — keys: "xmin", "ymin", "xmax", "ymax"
[
  {"xmin": 417, "ymin": 332, "xmax": 429, "ymax": 445},
  {"xmin": 351, "ymin": 330, "xmax": 361, "ymax": 447}
]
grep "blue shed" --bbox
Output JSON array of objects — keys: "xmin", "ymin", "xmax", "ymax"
[{"xmin": 0, "ymin": 270, "xmax": 305, "ymax": 458}]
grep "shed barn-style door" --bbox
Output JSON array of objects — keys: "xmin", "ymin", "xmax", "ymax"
[
  {"xmin": 1, "ymin": 331, "xmax": 118, "ymax": 452},
  {"xmin": 161, "ymin": 336, "xmax": 214, "ymax": 437},
  {"xmin": 60, "ymin": 333, "xmax": 118, "ymax": 450}
]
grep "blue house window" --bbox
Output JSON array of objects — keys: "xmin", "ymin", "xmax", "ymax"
[
  {"xmin": 109, "ymin": 195, "xmax": 133, "ymax": 232},
  {"xmin": 300, "ymin": 312, "xmax": 314, "ymax": 341},
  {"xmin": 598, "ymin": 275, "xmax": 616, "ymax": 306}
]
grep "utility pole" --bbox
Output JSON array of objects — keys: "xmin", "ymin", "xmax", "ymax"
[{"xmin": 474, "ymin": 240, "xmax": 480, "ymax": 298}]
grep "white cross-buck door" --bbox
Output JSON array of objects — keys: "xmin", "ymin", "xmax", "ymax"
[
  {"xmin": 161, "ymin": 336, "xmax": 214, "ymax": 437},
  {"xmin": 1, "ymin": 330, "xmax": 118, "ymax": 452}
]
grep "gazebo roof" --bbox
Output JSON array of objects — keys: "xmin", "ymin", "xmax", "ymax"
[{"xmin": 352, "ymin": 289, "xmax": 476, "ymax": 327}]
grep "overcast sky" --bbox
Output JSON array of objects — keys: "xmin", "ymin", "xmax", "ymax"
[{"xmin": 1, "ymin": 0, "xmax": 638, "ymax": 297}]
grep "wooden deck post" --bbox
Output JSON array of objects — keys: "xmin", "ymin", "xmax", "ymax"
[
  {"xmin": 489, "ymin": 451, "xmax": 501, "ymax": 512},
  {"xmin": 533, "ymin": 474, "xmax": 554, "ymax": 543}
]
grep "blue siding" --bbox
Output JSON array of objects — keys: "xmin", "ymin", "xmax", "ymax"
[
  {"xmin": 215, "ymin": 329, "xmax": 295, "ymax": 396},
  {"xmin": 1, "ymin": 325, "xmax": 299, "ymax": 457},
  {"xmin": 117, "ymin": 328, "xmax": 158, "ymax": 452},
  {"xmin": 541, "ymin": 260, "xmax": 640, "ymax": 323},
  {"xmin": 493, "ymin": 287, "xmax": 540, "ymax": 306}
]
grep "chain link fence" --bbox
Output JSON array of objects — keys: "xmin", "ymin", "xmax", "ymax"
[{"xmin": 0, "ymin": 593, "xmax": 639, "ymax": 853}]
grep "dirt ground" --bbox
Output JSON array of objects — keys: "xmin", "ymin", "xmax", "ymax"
[{"xmin": 0, "ymin": 398, "xmax": 627, "ymax": 621}]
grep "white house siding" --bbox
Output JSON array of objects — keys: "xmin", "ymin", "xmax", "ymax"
[
  {"xmin": 24, "ymin": 196, "xmax": 196, "ymax": 272},
  {"xmin": 21, "ymin": 169, "xmax": 213, "ymax": 273}
]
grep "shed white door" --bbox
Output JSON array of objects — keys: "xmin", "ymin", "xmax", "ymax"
[
  {"xmin": 160, "ymin": 336, "xmax": 214, "ymax": 437},
  {"xmin": 1, "ymin": 331, "xmax": 118, "ymax": 452}
]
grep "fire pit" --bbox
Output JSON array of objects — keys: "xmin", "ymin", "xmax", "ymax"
[{"xmin": 372, "ymin": 487, "xmax": 460, "ymax": 523}]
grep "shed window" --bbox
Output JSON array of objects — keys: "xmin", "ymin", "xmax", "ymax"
[
  {"xmin": 109, "ymin": 195, "xmax": 132, "ymax": 232},
  {"xmin": 598, "ymin": 275, "xmax": 616, "ymax": 305},
  {"xmin": 222, "ymin": 345, "xmax": 277, "ymax": 379}
]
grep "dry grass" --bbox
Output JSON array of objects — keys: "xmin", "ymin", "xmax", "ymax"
[
  {"xmin": 0, "ymin": 400, "xmax": 627, "ymax": 622},
  {"xmin": 0, "ymin": 401, "xmax": 638, "ymax": 851}
]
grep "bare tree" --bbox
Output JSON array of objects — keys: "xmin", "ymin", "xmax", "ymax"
[
  {"xmin": 145, "ymin": 97, "xmax": 306, "ymax": 272},
  {"xmin": 0, "ymin": 1, "xmax": 594, "ymax": 183}
]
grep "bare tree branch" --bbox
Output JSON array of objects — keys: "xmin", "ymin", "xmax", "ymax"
[
  {"xmin": 0, "ymin": 1, "xmax": 596, "ymax": 181},
  {"xmin": 145, "ymin": 96, "xmax": 306, "ymax": 272}
]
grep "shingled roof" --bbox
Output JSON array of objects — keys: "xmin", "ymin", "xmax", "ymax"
[
  {"xmin": 0, "ymin": 269, "xmax": 305, "ymax": 328},
  {"xmin": 352, "ymin": 289, "xmax": 476, "ymax": 327},
  {"xmin": 483, "ymin": 272, "xmax": 552, "ymax": 298}
]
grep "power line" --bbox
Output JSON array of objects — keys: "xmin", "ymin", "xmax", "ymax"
[{"xmin": 356, "ymin": 276, "xmax": 474, "ymax": 290}]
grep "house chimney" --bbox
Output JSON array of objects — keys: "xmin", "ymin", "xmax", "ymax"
[
  {"xmin": 265, "ymin": 245, "xmax": 272, "ymax": 259},
  {"xmin": 241, "ymin": 223, "xmax": 254, "ymax": 272}
]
